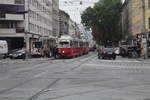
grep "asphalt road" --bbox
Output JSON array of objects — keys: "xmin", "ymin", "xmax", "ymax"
[{"xmin": 0, "ymin": 52, "xmax": 150, "ymax": 100}]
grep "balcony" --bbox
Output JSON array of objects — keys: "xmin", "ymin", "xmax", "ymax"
[
  {"xmin": 0, "ymin": 28, "xmax": 16, "ymax": 34},
  {"xmin": 0, "ymin": 28, "xmax": 24, "ymax": 34},
  {"xmin": 0, "ymin": 14, "xmax": 24, "ymax": 21},
  {"xmin": 0, "ymin": 0, "xmax": 24, "ymax": 5},
  {"xmin": 16, "ymin": 27, "xmax": 25, "ymax": 33},
  {"xmin": 15, "ymin": 0, "xmax": 24, "ymax": 4}
]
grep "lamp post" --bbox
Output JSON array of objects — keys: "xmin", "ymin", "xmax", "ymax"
[{"xmin": 23, "ymin": 0, "xmax": 30, "ymax": 59}]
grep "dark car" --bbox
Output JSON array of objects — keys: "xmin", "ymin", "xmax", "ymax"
[
  {"xmin": 98, "ymin": 48, "xmax": 116, "ymax": 60},
  {"xmin": 120, "ymin": 47, "xmax": 128, "ymax": 57},
  {"xmin": 127, "ymin": 46, "xmax": 141, "ymax": 58},
  {"xmin": 9, "ymin": 49, "xmax": 26, "ymax": 59}
]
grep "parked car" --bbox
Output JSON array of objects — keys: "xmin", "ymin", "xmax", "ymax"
[
  {"xmin": 0, "ymin": 40, "xmax": 8, "ymax": 59},
  {"xmin": 98, "ymin": 48, "xmax": 116, "ymax": 60},
  {"xmin": 89, "ymin": 46, "xmax": 96, "ymax": 52},
  {"xmin": 127, "ymin": 46, "xmax": 141, "ymax": 58},
  {"xmin": 114, "ymin": 47, "xmax": 120, "ymax": 55},
  {"xmin": 9, "ymin": 49, "xmax": 26, "ymax": 59},
  {"xmin": 120, "ymin": 47, "xmax": 128, "ymax": 57}
]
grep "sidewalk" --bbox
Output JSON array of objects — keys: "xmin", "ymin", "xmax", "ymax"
[{"xmin": 136, "ymin": 57, "xmax": 150, "ymax": 63}]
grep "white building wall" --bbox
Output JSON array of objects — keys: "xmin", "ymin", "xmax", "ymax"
[
  {"xmin": 68, "ymin": 19, "xmax": 76, "ymax": 37},
  {"xmin": 52, "ymin": 0, "xmax": 59, "ymax": 37},
  {"xmin": 0, "ymin": 0, "xmax": 55, "ymax": 51},
  {"xmin": 25, "ymin": 0, "xmax": 53, "ymax": 38}
]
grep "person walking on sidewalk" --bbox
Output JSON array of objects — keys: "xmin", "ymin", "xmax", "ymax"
[{"xmin": 22, "ymin": 47, "xmax": 27, "ymax": 60}]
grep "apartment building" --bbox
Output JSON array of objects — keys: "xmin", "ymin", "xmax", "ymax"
[
  {"xmin": 122, "ymin": 0, "xmax": 150, "ymax": 57},
  {"xmin": 122, "ymin": 0, "xmax": 150, "ymax": 36},
  {"xmin": 121, "ymin": 0, "xmax": 132, "ymax": 38},
  {"xmin": 68, "ymin": 19, "xmax": 76, "ymax": 37},
  {"xmin": 0, "ymin": 0, "xmax": 59, "ymax": 51},
  {"xmin": 0, "ymin": 0, "xmax": 25, "ymax": 50},
  {"xmin": 52, "ymin": 0, "xmax": 59, "ymax": 38},
  {"xmin": 59, "ymin": 10, "xmax": 69, "ymax": 36}
]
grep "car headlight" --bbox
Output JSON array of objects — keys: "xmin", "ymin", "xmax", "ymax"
[{"xmin": 18, "ymin": 53, "xmax": 22, "ymax": 56}]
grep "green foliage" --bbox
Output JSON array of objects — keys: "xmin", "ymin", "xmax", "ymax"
[{"xmin": 81, "ymin": 0, "xmax": 122, "ymax": 44}]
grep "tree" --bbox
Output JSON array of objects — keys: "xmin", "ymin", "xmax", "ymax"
[{"xmin": 81, "ymin": 0, "xmax": 122, "ymax": 45}]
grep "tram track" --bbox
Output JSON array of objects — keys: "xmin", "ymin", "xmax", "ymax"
[
  {"xmin": 25, "ymin": 53, "xmax": 97, "ymax": 100},
  {"xmin": 27, "ymin": 78, "xmax": 61, "ymax": 100},
  {"xmin": 0, "ymin": 52, "xmax": 96, "ymax": 99}
]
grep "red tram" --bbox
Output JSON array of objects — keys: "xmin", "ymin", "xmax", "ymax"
[{"xmin": 56, "ymin": 35, "xmax": 89, "ymax": 58}]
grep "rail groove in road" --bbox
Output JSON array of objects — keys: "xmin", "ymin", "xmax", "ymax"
[
  {"xmin": 0, "ymin": 77, "xmax": 39, "ymax": 94},
  {"xmin": 27, "ymin": 79, "xmax": 61, "ymax": 100},
  {"xmin": 26, "ymin": 53, "xmax": 96, "ymax": 100},
  {"xmin": 0, "ymin": 63, "xmax": 55, "ymax": 94}
]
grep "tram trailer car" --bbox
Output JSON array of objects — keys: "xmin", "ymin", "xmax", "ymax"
[{"xmin": 56, "ymin": 35, "xmax": 89, "ymax": 58}]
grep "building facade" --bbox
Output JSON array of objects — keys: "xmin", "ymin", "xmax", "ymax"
[
  {"xmin": 52, "ymin": 0, "xmax": 59, "ymax": 38},
  {"xmin": 0, "ymin": 0, "xmax": 25, "ymax": 50},
  {"xmin": 25, "ymin": 0, "xmax": 53, "ymax": 51},
  {"xmin": 122, "ymin": 0, "xmax": 150, "ymax": 36},
  {"xmin": 121, "ymin": 0, "xmax": 132, "ymax": 38},
  {"xmin": 59, "ymin": 10, "xmax": 69, "ymax": 36},
  {"xmin": 122, "ymin": 0, "xmax": 150, "ymax": 57},
  {"xmin": 68, "ymin": 19, "xmax": 76, "ymax": 37},
  {"xmin": 0, "ymin": 0, "xmax": 59, "ymax": 52}
]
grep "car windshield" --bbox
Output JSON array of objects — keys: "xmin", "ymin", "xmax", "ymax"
[
  {"xmin": 103, "ymin": 48, "xmax": 114, "ymax": 52},
  {"xmin": 58, "ymin": 42, "xmax": 70, "ymax": 48},
  {"xmin": 16, "ymin": 50, "xmax": 24, "ymax": 53}
]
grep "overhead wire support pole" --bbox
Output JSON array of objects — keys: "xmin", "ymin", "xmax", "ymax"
[
  {"xmin": 141, "ymin": 0, "xmax": 146, "ymax": 32},
  {"xmin": 25, "ymin": 0, "xmax": 30, "ymax": 59},
  {"xmin": 141, "ymin": 0, "xmax": 148, "ymax": 59}
]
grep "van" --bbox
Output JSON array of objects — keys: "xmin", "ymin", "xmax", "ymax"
[{"xmin": 0, "ymin": 40, "xmax": 8, "ymax": 59}]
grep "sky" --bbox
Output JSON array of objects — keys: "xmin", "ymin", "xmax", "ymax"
[
  {"xmin": 59, "ymin": 0, "xmax": 99, "ymax": 24},
  {"xmin": 59, "ymin": 0, "xmax": 125, "ymax": 24}
]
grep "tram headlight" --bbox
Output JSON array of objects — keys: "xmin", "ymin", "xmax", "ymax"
[{"xmin": 62, "ymin": 51, "xmax": 65, "ymax": 53}]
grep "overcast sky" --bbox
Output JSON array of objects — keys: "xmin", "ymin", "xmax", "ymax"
[
  {"xmin": 59, "ymin": 0, "xmax": 125, "ymax": 24},
  {"xmin": 59, "ymin": 0, "xmax": 99, "ymax": 24}
]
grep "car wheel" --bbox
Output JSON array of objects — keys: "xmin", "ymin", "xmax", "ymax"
[{"xmin": 10, "ymin": 56, "xmax": 13, "ymax": 59}]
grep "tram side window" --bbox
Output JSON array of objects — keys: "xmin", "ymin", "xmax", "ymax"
[
  {"xmin": 72, "ymin": 41, "xmax": 78, "ymax": 48},
  {"xmin": 70, "ymin": 41, "xmax": 73, "ymax": 47},
  {"xmin": 59, "ymin": 42, "xmax": 70, "ymax": 48},
  {"xmin": 79, "ymin": 41, "xmax": 83, "ymax": 47},
  {"xmin": 86, "ymin": 42, "xmax": 89, "ymax": 47}
]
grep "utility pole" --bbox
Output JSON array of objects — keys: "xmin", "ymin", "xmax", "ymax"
[
  {"xmin": 25, "ymin": 0, "xmax": 30, "ymax": 59},
  {"xmin": 141, "ymin": 0, "xmax": 148, "ymax": 59},
  {"xmin": 141, "ymin": 0, "xmax": 145, "ymax": 32}
]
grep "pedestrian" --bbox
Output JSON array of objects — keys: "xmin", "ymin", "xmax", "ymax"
[
  {"xmin": 49, "ymin": 47, "xmax": 52, "ymax": 57},
  {"xmin": 53, "ymin": 46, "xmax": 57, "ymax": 58},
  {"xmin": 22, "ymin": 47, "xmax": 27, "ymax": 60},
  {"xmin": 40, "ymin": 46, "xmax": 45, "ymax": 57}
]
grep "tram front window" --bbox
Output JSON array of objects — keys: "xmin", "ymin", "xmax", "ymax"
[{"xmin": 58, "ymin": 42, "xmax": 70, "ymax": 48}]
